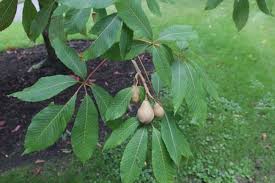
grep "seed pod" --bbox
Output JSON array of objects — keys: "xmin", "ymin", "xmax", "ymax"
[
  {"xmin": 153, "ymin": 103, "xmax": 165, "ymax": 118},
  {"xmin": 137, "ymin": 100, "xmax": 154, "ymax": 124},
  {"xmin": 131, "ymin": 85, "xmax": 140, "ymax": 103}
]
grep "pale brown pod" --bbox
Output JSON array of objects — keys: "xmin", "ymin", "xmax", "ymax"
[
  {"xmin": 131, "ymin": 85, "xmax": 140, "ymax": 103},
  {"xmin": 137, "ymin": 100, "xmax": 154, "ymax": 124},
  {"xmin": 153, "ymin": 103, "xmax": 165, "ymax": 118}
]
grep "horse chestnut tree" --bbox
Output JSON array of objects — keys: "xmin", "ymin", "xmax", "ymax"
[{"xmin": 0, "ymin": 0, "xmax": 273, "ymax": 182}]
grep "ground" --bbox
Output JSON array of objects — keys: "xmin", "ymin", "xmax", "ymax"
[{"xmin": 0, "ymin": 0, "xmax": 275, "ymax": 183}]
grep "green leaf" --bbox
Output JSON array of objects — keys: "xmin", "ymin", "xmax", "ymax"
[
  {"xmin": 152, "ymin": 45, "xmax": 172, "ymax": 87},
  {"xmin": 49, "ymin": 9, "xmax": 88, "ymax": 78},
  {"xmin": 83, "ymin": 13, "xmax": 122, "ymax": 60},
  {"xmin": 22, "ymin": 0, "xmax": 37, "ymax": 38},
  {"xmin": 29, "ymin": 3, "xmax": 54, "ymax": 41},
  {"xmin": 0, "ymin": 0, "xmax": 18, "ymax": 31},
  {"xmin": 93, "ymin": 8, "xmax": 108, "ymax": 23},
  {"xmin": 120, "ymin": 127, "xmax": 148, "ymax": 183},
  {"xmin": 146, "ymin": 0, "xmax": 161, "ymax": 16},
  {"xmin": 64, "ymin": 8, "xmax": 91, "ymax": 34},
  {"xmin": 205, "ymin": 0, "xmax": 224, "ymax": 10},
  {"xmin": 158, "ymin": 25, "xmax": 198, "ymax": 42},
  {"xmin": 161, "ymin": 114, "xmax": 192, "ymax": 165},
  {"xmin": 105, "ymin": 87, "xmax": 132, "ymax": 121},
  {"xmin": 233, "ymin": 0, "xmax": 249, "ymax": 31},
  {"xmin": 103, "ymin": 40, "xmax": 149, "ymax": 61},
  {"xmin": 91, "ymin": 84, "xmax": 113, "ymax": 121},
  {"xmin": 58, "ymin": 0, "xmax": 112, "ymax": 9},
  {"xmin": 171, "ymin": 60, "xmax": 207, "ymax": 123},
  {"xmin": 51, "ymin": 39, "xmax": 88, "ymax": 78},
  {"xmin": 24, "ymin": 94, "xmax": 76, "ymax": 154},
  {"xmin": 120, "ymin": 23, "xmax": 134, "ymax": 58},
  {"xmin": 10, "ymin": 75, "xmax": 77, "ymax": 102},
  {"xmin": 151, "ymin": 72, "xmax": 164, "ymax": 95},
  {"xmin": 152, "ymin": 127, "xmax": 176, "ymax": 183},
  {"xmin": 256, "ymin": 0, "xmax": 273, "ymax": 15},
  {"xmin": 116, "ymin": 0, "xmax": 153, "ymax": 39},
  {"xmin": 71, "ymin": 95, "xmax": 98, "ymax": 162},
  {"xmin": 104, "ymin": 118, "xmax": 139, "ymax": 150}
]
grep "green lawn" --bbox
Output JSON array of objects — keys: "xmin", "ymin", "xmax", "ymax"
[{"xmin": 1, "ymin": 1, "xmax": 275, "ymax": 182}]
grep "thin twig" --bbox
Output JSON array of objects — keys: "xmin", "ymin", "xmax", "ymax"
[
  {"xmin": 137, "ymin": 56, "xmax": 157, "ymax": 97},
  {"xmin": 131, "ymin": 60, "xmax": 155, "ymax": 101},
  {"xmin": 84, "ymin": 59, "xmax": 107, "ymax": 84}
]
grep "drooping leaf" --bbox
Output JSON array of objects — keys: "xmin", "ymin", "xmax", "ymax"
[
  {"xmin": 171, "ymin": 60, "xmax": 207, "ymax": 123},
  {"xmin": 104, "ymin": 118, "xmax": 139, "ymax": 150},
  {"xmin": 24, "ymin": 94, "xmax": 76, "ymax": 154},
  {"xmin": 161, "ymin": 114, "xmax": 192, "ymax": 165},
  {"xmin": 152, "ymin": 45, "xmax": 172, "ymax": 87},
  {"xmin": 71, "ymin": 95, "xmax": 98, "ymax": 162},
  {"xmin": 29, "ymin": 2, "xmax": 55, "ymax": 41},
  {"xmin": 146, "ymin": 0, "xmax": 161, "ymax": 16},
  {"xmin": 64, "ymin": 8, "xmax": 91, "ymax": 34},
  {"xmin": 120, "ymin": 23, "xmax": 134, "ymax": 58},
  {"xmin": 233, "ymin": 0, "xmax": 249, "ymax": 31},
  {"xmin": 105, "ymin": 87, "xmax": 132, "ymax": 121},
  {"xmin": 158, "ymin": 25, "xmax": 198, "ymax": 42},
  {"xmin": 9, "ymin": 75, "xmax": 77, "ymax": 102},
  {"xmin": 58, "ymin": 0, "xmax": 112, "ymax": 9},
  {"xmin": 49, "ymin": 10, "xmax": 87, "ymax": 79},
  {"xmin": 83, "ymin": 13, "xmax": 122, "ymax": 60},
  {"xmin": 22, "ymin": 0, "xmax": 37, "ymax": 38},
  {"xmin": 205, "ymin": 0, "xmax": 224, "ymax": 10},
  {"xmin": 0, "ymin": 0, "xmax": 18, "ymax": 31},
  {"xmin": 120, "ymin": 127, "xmax": 148, "ymax": 183},
  {"xmin": 256, "ymin": 0, "xmax": 273, "ymax": 15},
  {"xmin": 91, "ymin": 84, "xmax": 113, "ymax": 120},
  {"xmin": 152, "ymin": 127, "xmax": 176, "ymax": 183},
  {"xmin": 116, "ymin": 0, "xmax": 153, "ymax": 39}
]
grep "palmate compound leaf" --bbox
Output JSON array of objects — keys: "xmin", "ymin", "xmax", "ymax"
[
  {"xmin": 105, "ymin": 87, "xmax": 133, "ymax": 121},
  {"xmin": 120, "ymin": 127, "xmax": 148, "ymax": 183},
  {"xmin": 0, "ymin": 0, "xmax": 18, "ymax": 31},
  {"xmin": 152, "ymin": 45, "xmax": 173, "ymax": 87},
  {"xmin": 161, "ymin": 114, "xmax": 192, "ymax": 166},
  {"xmin": 171, "ymin": 60, "xmax": 208, "ymax": 124},
  {"xmin": 49, "ymin": 6, "xmax": 87, "ymax": 79},
  {"xmin": 83, "ymin": 13, "xmax": 123, "ymax": 61},
  {"xmin": 104, "ymin": 118, "xmax": 139, "ymax": 150},
  {"xmin": 24, "ymin": 94, "xmax": 77, "ymax": 154},
  {"xmin": 233, "ymin": 0, "xmax": 249, "ymax": 31},
  {"xmin": 71, "ymin": 94, "xmax": 98, "ymax": 162},
  {"xmin": 115, "ymin": 0, "xmax": 153, "ymax": 40},
  {"xmin": 91, "ymin": 84, "xmax": 113, "ymax": 121},
  {"xmin": 152, "ymin": 127, "xmax": 176, "ymax": 183},
  {"xmin": 9, "ymin": 75, "xmax": 77, "ymax": 102},
  {"xmin": 58, "ymin": 0, "xmax": 112, "ymax": 9}
]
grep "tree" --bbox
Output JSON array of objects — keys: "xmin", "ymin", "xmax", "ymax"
[{"xmin": 0, "ymin": 0, "xmax": 273, "ymax": 182}]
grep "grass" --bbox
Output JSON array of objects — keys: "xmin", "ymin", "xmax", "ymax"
[{"xmin": 1, "ymin": 0, "xmax": 275, "ymax": 182}]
